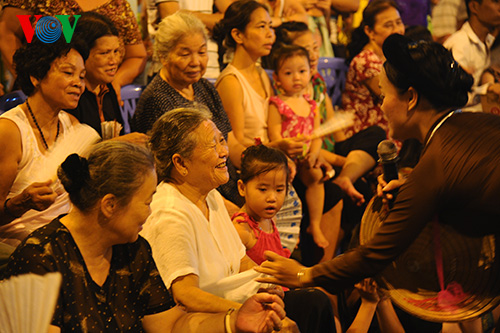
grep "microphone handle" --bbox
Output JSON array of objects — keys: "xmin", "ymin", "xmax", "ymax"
[{"xmin": 381, "ymin": 159, "xmax": 399, "ymax": 208}]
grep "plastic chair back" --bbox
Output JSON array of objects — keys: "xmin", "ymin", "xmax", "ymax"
[
  {"xmin": 119, "ymin": 84, "xmax": 143, "ymax": 134},
  {"xmin": 317, "ymin": 57, "xmax": 348, "ymax": 107},
  {"xmin": 0, "ymin": 90, "xmax": 27, "ymax": 115}
]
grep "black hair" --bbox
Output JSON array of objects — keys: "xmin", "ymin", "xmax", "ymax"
[
  {"xmin": 271, "ymin": 44, "xmax": 310, "ymax": 72},
  {"xmin": 262, "ymin": 21, "xmax": 309, "ymax": 69},
  {"xmin": 383, "ymin": 34, "xmax": 473, "ymax": 110},
  {"xmin": 13, "ymin": 35, "xmax": 88, "ymax": 96},
  {"xmin": 213, "ymin": 0, "xmax": 269, "ymax": 51},
  {"xmin": 58, "ymin": 141, "xmax": 155, "ymax": 212},
  {"xmin": 347, "ymin": 0, "xmax": 399, "ymax": 62},
  {"xmin": 73, "ymin": 11, "xmax": 119, "ymax": 50},
  {"xmin": 240, "ymin": 144, "xmax": 289, "ymax": 184},
  {"xmin": 404, "ymin": 25, "xmax": 433, "ymax": 42}
]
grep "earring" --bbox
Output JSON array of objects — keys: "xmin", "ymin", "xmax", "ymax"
[{"xmin": 183, "ymin": 170, "xmax": 187, "ymax": 176}]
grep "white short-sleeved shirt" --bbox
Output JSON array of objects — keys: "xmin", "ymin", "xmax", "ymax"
[
  {"xmin": 444, "ymin": 21, "xmax": 495, "ymax": 111},
  {"xmin": 141, "ymin": 182, "xmax": 246, "ymax": 290}
]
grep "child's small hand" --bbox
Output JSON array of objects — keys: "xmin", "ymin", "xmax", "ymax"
[{"xmin": 355, "ymin": 278, "xmax": 380, "ymax": 305}]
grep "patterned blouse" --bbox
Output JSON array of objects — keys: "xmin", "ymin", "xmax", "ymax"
[
  {"xmin": 3, "ymin": 218, "xmax": 174, "ymax": 331},
  {"xmin": 132, "ymin": 74, "xmax": 243, "ymax": 206},
  {"xmin": 5, "ymin": 0, "xmax": 142, "ymax": 45},
  {"xmin": 341, "ymin": 49, "xmax": 389, "ymax": 138}
]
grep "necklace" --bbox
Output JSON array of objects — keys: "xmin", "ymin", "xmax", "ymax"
[
  {"xmin": 26, "ymin": 99, "xmax": 60, "ymax": 150},
  {"xmin": 424, "ymin": 110, "xmax": 457, "ymax": 148}
]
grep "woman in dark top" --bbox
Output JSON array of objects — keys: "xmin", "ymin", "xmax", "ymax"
[
  {"xmin": 255, "ymin": 35, "xmax": 500, "ymax": 293},
  {"xmin": 3, "ymin": 141, "xmax": 286, "ymax": 332},
  {"xmin": 70, "ymin": 12, "xmax": 148, "ymax": 145},
  {"xmin": 132, "ymin": 11, "xmax": 243, "ymax": 207}
]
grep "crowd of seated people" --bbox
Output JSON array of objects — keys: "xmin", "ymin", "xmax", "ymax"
[{"xmin": 1, "ymin": 0, "xmax": 500, "ymax": 331}]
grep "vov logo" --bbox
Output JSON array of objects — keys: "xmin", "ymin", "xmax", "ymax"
[{"xmin": 17, "ymin": 15, "xmax": 80, "ymax": 43}]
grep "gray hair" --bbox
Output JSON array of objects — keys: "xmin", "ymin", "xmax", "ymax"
[
  {"xmin": 58, "ymin": 141, "xmax": 155, "ymax": 212},
  {"xmin": 149, "ymin": 106, "xmax": 212, "ymax": 183},
  {"xmin": 154, "ymin": 11, "xmax": 208, "ymax": 61}
]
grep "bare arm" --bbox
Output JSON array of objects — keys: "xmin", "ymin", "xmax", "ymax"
[
  {"xmin": 240, "ymin": 254, "xmax": 257, "ymax": 272},
  {"xmin": 112, "ymin": 43, "xmax": 148, "ymax": 104},
  {"xmin": 281, "ymin": 0, "xmax": 309, "ymax": 24},
  {"xmin": 0, "ymin": 7, "xmax": 31, "ymax": 77},
  {"xmin": 267, "ymin": 103, "xmax": 284, "ymax": 142},
  {"xmin": 227, "ymin": 131, "xmax": 246, "ymax": 169},
  {"xmin": 158, "ymin": 2, "xmax": 180, "ymax": 18},
  {"xmin": 171, "ymin": 274, "xmax": 242, "ymax": 313},
  {"xmin": 330, "ymin": 0, "xmax": 360, "ymax": 13},
  {"xmin": 375, "ymin": 299, "xmax": 405, "ymax": 333},
  {"xmin": 233, "ymin": 217, "xmax": 256, "ymax": 251},
  {"xmin": 217, "ymin": 75, "xmax": 255, "ymax": 147}
]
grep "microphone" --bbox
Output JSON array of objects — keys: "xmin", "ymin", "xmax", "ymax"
[{"xmin": 377, "ymin": 140, "xmax": 399, "ymax": 207}]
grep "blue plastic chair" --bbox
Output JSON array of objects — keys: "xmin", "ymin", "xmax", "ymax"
[
  {"xmin": 317, "ymin": 57, "xmax": 348, "ymax": 107},
  {"xmin": 119, "ymin": 84, "xmax": 143, "ymax": 134},
  {"xmin": 0, "ymin": 90, "xmax": 27, "ymax": 115}
]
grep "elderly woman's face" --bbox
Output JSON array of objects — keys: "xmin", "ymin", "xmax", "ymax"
[
  {"xmin": 85, "ymin": 36, "xmax": 121, "ymax": 88},
  {"xmin": 37, "ymin": 48, "xmax": 86, "ymax": 110},
  {"xmin": 164, "ymin": 33, "xmax": 208, "ymax": 87},
  {"xmin": 185, "ymin": 120, "xmax": 229, "ymax": 192},
  {"xmin": 380, "ymin": 68, "xmax": 410, "ymax": 140},
  {"xmin": 109, "ymin": 168, "xmax": 157, "ymax": 243}
]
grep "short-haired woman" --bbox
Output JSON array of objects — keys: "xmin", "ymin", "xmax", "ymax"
[{"xmin": 0, "ymin": 36, "xmax": 88, "ymax": 248}]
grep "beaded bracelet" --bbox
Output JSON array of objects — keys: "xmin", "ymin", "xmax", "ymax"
[{"xmin": 224, "ymin": 307, "xmax": 236, "ymax": 333}]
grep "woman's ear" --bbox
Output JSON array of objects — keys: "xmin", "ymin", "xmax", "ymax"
[
  {"xmin": 100, "ymin": 193, "xmax": 118, "ymax": 219},
  {"xmin": 172, "ymin": 153, "xmax": 188, "ymax": 177},
  {"xmin": 30, "ymin": 76, "xmax": 40, "ymax": 90},
  {"xmin": 231, "ymin": 28, "xmax": 244, "ymax": 45},
  {"xmin": 237, "ymin": 179, "xmax": 246, "ymax": 197},
  {"xmin": 364, "ymin": 25, "xmax": 374, "ymax": 41},
  {"xmin": 407, "ymin": 87, "xmax": 419, "ymax": 112}
]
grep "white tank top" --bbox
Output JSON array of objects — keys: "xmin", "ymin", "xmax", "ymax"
[{"xmin": 0, "ymin": 106, "xmax": 74, "ymax": 247}]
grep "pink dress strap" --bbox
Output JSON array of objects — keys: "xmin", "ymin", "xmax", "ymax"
[{"xmin": 231, "ymin": 212, "xmax": 291, "ymax": 265}]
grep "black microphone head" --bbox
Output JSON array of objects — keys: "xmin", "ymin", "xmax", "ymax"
[{"xmin": 377, "ymin": 140, "xmax": 398, "ymax": 163}]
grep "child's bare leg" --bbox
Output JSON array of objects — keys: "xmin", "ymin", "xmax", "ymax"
[
  {"xmin": 320, "ymin": 199, "xmax": 343, "ymax": 262},
  {"xmin": 333, "ymin": 150, "xmax": 376, "ymax": 206},
  {"xmin": 300, "ymin": 165, "xmax": 329, "ymax": 248}
]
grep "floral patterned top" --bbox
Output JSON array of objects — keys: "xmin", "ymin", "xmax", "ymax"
[
  {"xmin": 341, "ymin": 49, "xmax": 389, "ymax": 138},
  {"xmin": 5, "ymin": 0, "xmax": 142, "ymax": 45},
  {"xmin": 3, "ymin": 218, "xmax": 174, "ymax": 331},
  {"xmin": 270, "ymin": 94, "xmax": 317, "ymax": 139}
]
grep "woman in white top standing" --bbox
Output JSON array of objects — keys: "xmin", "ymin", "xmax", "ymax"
[{"xmin": 214, "ymin": 0, "xmax": 305, "ymax": 159}]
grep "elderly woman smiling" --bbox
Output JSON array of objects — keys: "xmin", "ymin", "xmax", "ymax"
[
  {"xmin": 132, "ymin": 11, "xmax": 244, "ymax": 206},
  {"xmin": 142, "ymin": 107, "xmax": 336, "ymax": 333}
]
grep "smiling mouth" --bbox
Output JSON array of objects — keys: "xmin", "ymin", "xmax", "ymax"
[{"xmin": 215, "ymin": 161, "xmax": 227, "ymax": 168}]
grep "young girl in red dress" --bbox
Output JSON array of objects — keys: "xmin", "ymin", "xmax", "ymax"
[{"xmin": 232, "ymin": 144, "xmax": 291, "ymax": 265}]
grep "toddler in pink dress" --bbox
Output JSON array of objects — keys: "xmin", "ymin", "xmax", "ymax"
[{"xmin": 267, "ymin": 45, "xmax": 328, "ymax": 249}]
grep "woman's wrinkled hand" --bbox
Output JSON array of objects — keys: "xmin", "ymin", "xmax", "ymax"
[
  {"xmin": 235, "ymin": 293, "xmax": 286, "ymax": 333},
  {"xmin": 21, "ymin": 180, "xmax": 58, "ymax": 212},
  {"xmin": 254, "ymin": 251, "xmax": 306, "ymax": 289}
]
